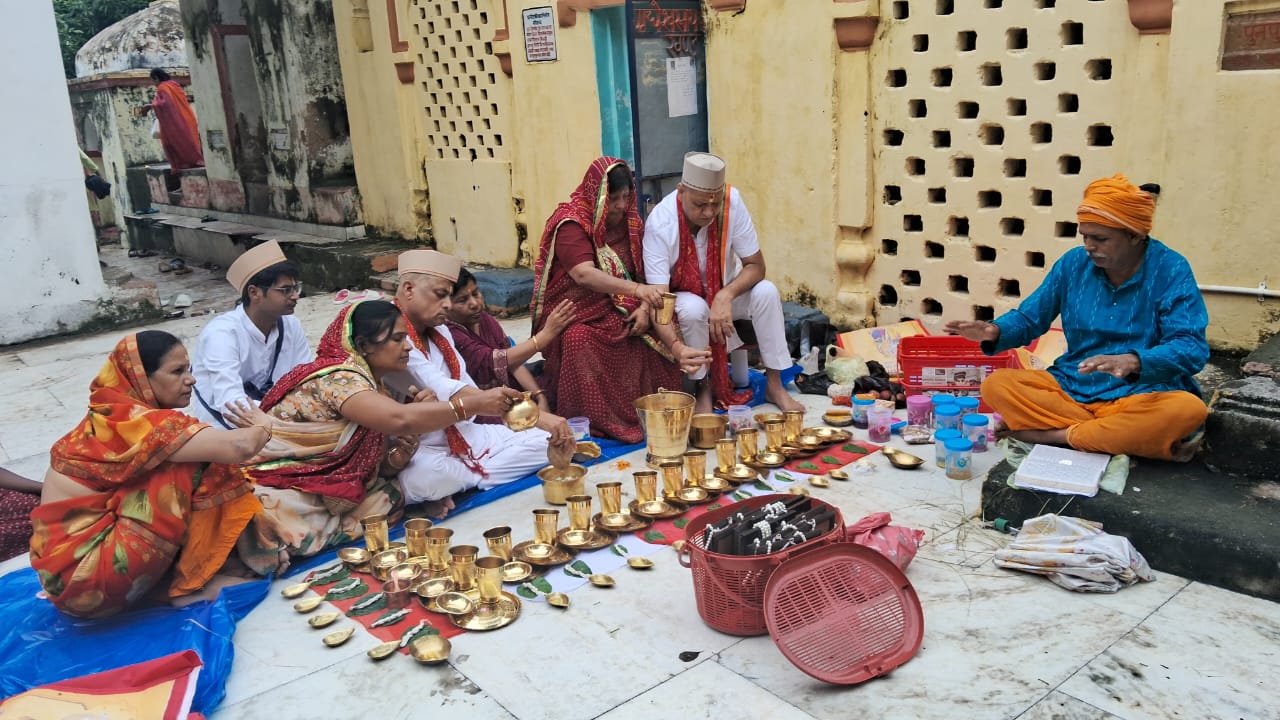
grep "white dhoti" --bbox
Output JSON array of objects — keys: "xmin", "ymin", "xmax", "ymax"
[
  {"xmin": 398, "ymin": 425, "xmax": 551, "ymax": 503},
  {"xmin": 674, "ymin": 279, "xmax": 792, "ymax": 381}
]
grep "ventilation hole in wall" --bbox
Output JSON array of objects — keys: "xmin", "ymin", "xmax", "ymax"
[
  {"xmin": 981, "ymin": 63, "xmax": 1003, "ymax": 86},
  {"xmin": 1026, "ymin": 251, "xmax": 1046, "ymax": 267},
  {"xmin": 1007, "ymin": 27, "xmax": 1027, "ymax": 50},
  {"xmin": 1089, "ymin": 124, "xmax": 1114, "ymax": 146},
  {"xmin": 986, "ymin": 0, "xmax": 1003, "ymax": 8},
  {"xmin": 1037, "ymin": 0, "xmax": 1055, "ymax": 8},
  {"xmin": 999, "ymin": 279, "xmax": 1021, "ymax": 298},
  {"xmin": 893, "ymin": 1, "xmax": 909, "ymax": 20},
  {"xmin": 907, "ymin": 157, "xmax": 926, "ymax": 175},
  {"xmin": 1088, "ymin": 58, "xmax": 1112, "ymax": 80},
  {"xmin": 953, "ymin": 157, "xmax": 974, "ymax": 177},
  {"xmin": 1056, "ymin": 221, "xmax": 1078, "ymax": 238},
  {"xmin": 884, "ymin": 128, "xmax": 905, "ymax": 146},
  {"xmin": 1004, "ymin": 158, "xmax": 1027, "ymax": 178},
  {"xmin": 949, "ymin": 275, "xmax": 970, "ymax": 294},
  {"xmin": 933, "ymin": 129, "xmax": 952, "ymax": 148},
  {"xmin": 882, "ymin": 238, "xmax": 899, "ymax": 255},
  {"xmin": 937, "ymin": 0, "xmax": 954, "ymax": 15},
  {"xmin": 1059, "ymin": 155, "xmax": 1081, "ymax": 175},
  {"xmin": 975, "ymin": 245, "xmax": 997, "ymax": 262},
  {"xmin": 925, "ymin": 241, "xmax": 945, "ymax": 258},
  {"xmin": 904, "ymin": 215, "xmax": 924, "ymax": 232},
  {"xmin": 884, "ymin": 185, "xmax": 902, "ymax": 204},
  {"xmin": 958, "ymin": 30, "xmax": 977, "ymax": 51},
  {"xmin": 1062, "ymin": 21, "xmax": 1083, "ymax": 45},
  {"xmin": 913, "ymin": 34, "xmax": 929, "ymax": 51},
  {"xmin": 979, "ymin": 190, "xmax": 1003, "ymax": 208},
  {"xmin": 1032, "ymin": 122, "xmax": 1053, "ymax": 143},
  {"xmin": 1059, "ymin": 93, "xmax": 1079, "ymax": 113},
  {"xmin": 933, "ymin": 67, "xmax": 953, "ymax": 87},
  {"xmin": 1007, "ymin": 97, "xmax": 1027, "ymax": 116},
  {"xmin": 901, "ymin": 269, "xmax": 922, "ymax": 286},
  {"xmin": 921, "ymin": 298, "xmax": 944, "ymax": 316},
  {"xmin": 1036, "ymin": 61, "xmax": 1056, "ymax": 81},
  {"xmin": 909, "ymin": 99, "xmax": 928, "ymax": 118},
  {"xmin": 958, "ymin": 101, "xmax": 979, "ymax": 119},
  {"xmin": 1001, "ymin": 217, "xmax": 1025, "ymax": 235},
  {"xmin": 982, "ymin": 124, "xmax": 1004, "ymax": 145},
  {"xmin": 949, "ymin": 216, "xmax": 970, "ymax": 237},
  {"xmin": 880, "ymin": 285, "xmax": 899, "ymax": 305},
  {"xmin": 888, "ymin": 68, "xmax": 907, "ymax": 87},
  {"xmin": 929, "ymin": 187, "xmax": 947, "ymax": 203},
  {"xmin": 974, "ymin": 305, "xmax": 995, "ymax": 321},
  {"xmin": 1033, "ymin": 188, "xmax": 1053, "ymax": 206}
]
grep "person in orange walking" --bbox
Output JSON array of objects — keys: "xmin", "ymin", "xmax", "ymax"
[
  {"xmin": 138, "ymin": 69, "xmax": 204, "ymax": 176},
  {"xmin": 945, "ymin": 174, "xmax": 1209, "ymax": 461}
]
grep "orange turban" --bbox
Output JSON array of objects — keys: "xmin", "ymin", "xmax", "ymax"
[{"xmin": 1076, "ymin": 174, "xmax": 1155, "ymax": 236}]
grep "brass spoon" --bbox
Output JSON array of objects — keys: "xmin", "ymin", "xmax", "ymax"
[
  {"xmin": 308, "ymin": 611, "xmax": 342, "ymax": 628},
  {"xmin": 367, "ymin": 641, "xmax": 399, "ymax": 661},
  {"xmin": 809, "ymin": 476, "xmax": 831, "ymax": 489},
  {"xmin": 280, "ymin": 581, "xmax": 313, "ymax": 599},
  {"xmin": 293, "ymin": 596, "xmax": 324, "ymax": 613},
  {"xmin": 588, "ymin": 573, "xmax": 615, "ymax": 588},
  {"xmin": 322, "ymin": 627, "xmax": 355, "ymax": 647},
  {"xmin": 828, "ymin": 469, "xmax": 850, "ymax": 481},
  {"xmin": 626, "ymin": 557, "xmax": 654, "ymax": 570},
  {"xmin": 788, "ymin": 486, "xmax": 811, "ymax": 496},
  {"xmin": 411, "ymin": 635, "xmax": 452, "ymax": 665},
  {"xmin": 546, "ymin": 592, "xmax": 571, "ymax": 608}
]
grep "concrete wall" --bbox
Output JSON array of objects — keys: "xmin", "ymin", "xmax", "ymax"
[{"xmin": 0, "ymin": 2, "xmax": 107, "ymax": 344}]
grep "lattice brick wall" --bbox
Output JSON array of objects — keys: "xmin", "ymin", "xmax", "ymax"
[
  {"xmin": 411, "ymin": 0, "xmax": 511, "ymax": 161},
  {"xmin": 866, "ymin": 0, "xmax": 1135, "ymax": 331}
]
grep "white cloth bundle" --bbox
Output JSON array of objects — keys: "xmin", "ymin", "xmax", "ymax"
[{"xmin": 993, "ymin": 514, "xmax": 1154, "ymax": 593}]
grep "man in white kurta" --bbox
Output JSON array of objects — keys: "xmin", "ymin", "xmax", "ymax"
[
  {"xmin": 643, "ymin": 152, "xmax": 802, "ymax": 414},
  {"xmin": 388, "ymin": 249, "xmax": 574, "ymax": 511},
  {"xmin": 190, "ymin": 241, "xmax": 312, "ymax": 426}
]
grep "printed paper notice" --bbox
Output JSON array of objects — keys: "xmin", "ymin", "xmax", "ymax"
[
  {"xmin": 666, "ymin": 56, "xmax": 697, "ymax": 118},
  {"xmin": 523, "ymin": 7, "xmax": 557, "ymax": 63}
]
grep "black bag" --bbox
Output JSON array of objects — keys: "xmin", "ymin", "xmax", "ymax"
[
  {"xmin": 84, "ymin": 174, "xmax": 111, "ymax": 200},
  {"xmin": 794, "ymin": 371, "xmax": 833, "ymax": 396}
]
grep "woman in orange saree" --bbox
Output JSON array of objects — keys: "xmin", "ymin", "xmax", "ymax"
[
  {"xmin": 143, "ymin": 69, "xmax": 204, "ymax": 172},
  {"xmin": 29, "ymin": 331, "xmax": 273, "ymax": 619}
]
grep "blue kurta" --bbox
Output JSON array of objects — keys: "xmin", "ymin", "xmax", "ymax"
[{"xmin": 986, "ymin": 238, "xmax": 1208, "ymax": 403}]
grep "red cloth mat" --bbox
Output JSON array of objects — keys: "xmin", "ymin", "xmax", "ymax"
[
  {"xmin": 307, "ymin": 565, "xmax": 467, "ymax": 652},
  {"xmin": 783, "ymin": 440, "xmax": 880, "ymax": 475}
]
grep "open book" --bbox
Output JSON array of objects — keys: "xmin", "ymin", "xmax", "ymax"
[{"xmin": 1013, "ymin": 444, "xmax": 1111, "ymax": 497}]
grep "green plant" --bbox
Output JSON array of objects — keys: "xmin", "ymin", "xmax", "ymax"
[{"xmin": 54, "ymin": 0, "xmax": 151, "ymax": 78}]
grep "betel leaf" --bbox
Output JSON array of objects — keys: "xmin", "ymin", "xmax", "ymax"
[
  {"xmin": 563, "ymin": 560, "xmax": 593, "ymax": 578},
  {"xmin": 820, "ymin": 454, "xmax": 841, "ymax": 464},
  {"xmin": 532, "ymin": 576, "xmax": 553, "ymax": 593},
  {"xmin": 398, "ymin": 620, "xmax": 433, "ymax": 648},
  {"xmin": 774, "ymin": 471, "xmax": 796, "ymax": 483},
  {"xmin": 797, "ymin": 461, "xmax": 821, "ymax": 471},
  {"xmin": 842, "ymin": 443, "xmax": 870, "ymax": 454},
  {"xmin": 610, "ymin": 544, "xmax": 630, "ymax": 557},
  {"xmin": 347, "ymin": 593, "xmax": 388, "ymax": 616},
  {"xmin": 309, "ymin": 564, "xmax": 349, "ymax": 586},
  {"xmin": 731, "ymin": 491, "xmax": 751, "ymax": 502},
  {"xmin": 673, "ymin": 518, "xmax": 689, "ymax": 529},
  {"xmin": 370, "ymin": 607, "xmax": 410, "ymax": 628},
  {"xmin": 752, "ymin": 480, "xmax": 773, "ymax": 492},
  {"xmin": 517, "ymin": 584, "xmax": 538, "ymax": 599},
  {"xmin": 643, "ymin": 530, "xmax": 667, "ymax": 543},
  {"xmin": 324, "ymin": 578, "xmax": 368, "ymax": 601}
]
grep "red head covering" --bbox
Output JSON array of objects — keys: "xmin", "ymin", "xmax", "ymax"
[{"xmin": 1077, "ymin": 174, "xmax": 1155, "ymax": 236}]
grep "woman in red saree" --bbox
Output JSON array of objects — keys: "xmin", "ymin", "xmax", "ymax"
[
  {"xmin": 531, "ymin": 157, "xmax": 686, "ymax": 442},
  {"xmin": 142, "ymin": 69, "xmax": 204, "ymax": 173},
  {"xmin": 29, "ymin": 331, "xmax": 271, "ymax": 619}
]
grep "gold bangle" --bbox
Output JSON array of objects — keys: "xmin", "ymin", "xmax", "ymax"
[
  {"xmin": 633, "ymin": 281, "xmax": 640, "ymax": 297},
  {"xmin": 531, "ymin": 334, "xmax": 541, "ymax": 353},
  {"xmin": 450, "ymin": 398, "xmax": 465, "ymax": 422},
  {"xmin": 255, "ymin": 423, "xmax": 274, "ymax": 441},
  {"xmin": 458, "ymin": 396, "xmax": 468, "ymax": 418}
]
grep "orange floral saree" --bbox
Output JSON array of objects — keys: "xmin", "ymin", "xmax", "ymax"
[{"xmin": 29, "ymin": 335, "xmax": 259, "ymax": 618}]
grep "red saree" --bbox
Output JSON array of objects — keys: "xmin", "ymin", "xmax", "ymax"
[
  {"xmin": 531, "ymin": 157, "xmax": 682, "ymax": 442},
  {"xmin": 152, "ymin": 80, "xmax": 203, "ymax": 172},
  {"xmin": 29, "ymin": 334, "xmax": 258, "ymax": 618}
]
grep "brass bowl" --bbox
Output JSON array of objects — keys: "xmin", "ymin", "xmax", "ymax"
[
  {"xmin": 752, "ymin": 451, "xmax": 787, "ymax": 468},
  {"xmin": 795, "ymin": 434, "xmax": 824, "ymax": 449},
  {"xmin": 436, "ymin": 591, "xmax": 475, "ymax": 615},
  {"xmin": 337, "ymin": 547, "xmax": 371, "ymax": 569},
  {"xmin": 788, "ymin": 486, "xmax": 811, "ymax": 496},
  {"xmin": 501, "ymin": 561, "xmax": 534, "ymax": 583},
  {"xmin": 415, "ymin": 576, "xmax": 454, "ymax": 602},
  {"xmin": 411, "ymin": 635, "xmax": 452, "ymax": 664},
  {"xmin": 688, "ymin": 413, "xmax": 728, "ymax": 449},
  {"xmin": 537, "ymin": 464, "xmax": 587, "ymax": 505},
  {"xmin": 371, "ymin": 548, "xmax": 409, "ymax": 581},
  {"xmin": 521, "ymin": 542, "xmax": 557, "ymax": 559},
  {"xmin": 389, "ymin": 562, "xmax": 423, "ymax": 584}
]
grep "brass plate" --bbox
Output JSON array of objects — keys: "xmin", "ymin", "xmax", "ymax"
[
  {"xmin": 676, "ymin": 486, "xmax": 714, "ymax": 504},
  {"xmin": 322, "ymin": 628, "xmax": 355, "ymax": 647},
  {"xmin": 753, "ymin": 412, "xmax": 784, "ymax": 426},
  {"xmin": 512, "ymin": 540, "xmax": 575, "ymax": 567},
  {"xmin": 629, "ymin": 498, "xmax": 687, "ymax": 520},
  {"xmin": 748, "ymin": 451, "xmax": 787, "ymax": 468},
  {"xmin": 593, "ymin": 511, "xmax": 651, "ymax": 533},
  {"xmin": 780, "ymin": 445, "xmax": 816, "ymax": 459},
  {"xmin": 805, "ymin": 426, "xmax": 839, "ymax": 441},
  {"xmin": 500, "ymin": 561, "xmax": 534, "ymax": 584},
  {"xmin": 449, "ymin": 591, "xmax": 521, "ymax": 631},
  {"xmin": 714, "ymin": 464, "xmax": 758, "ymax": 483},
  {"xmin": 557, "ymin": 527, "xmax": 616, "ymax": 551}
]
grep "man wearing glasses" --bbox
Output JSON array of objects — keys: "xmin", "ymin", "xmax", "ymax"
[{"xmin": 190, "ymin": 240, "xmax": 314, "ymax": 427}]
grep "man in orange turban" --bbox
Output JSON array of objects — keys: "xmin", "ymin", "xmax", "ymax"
[{"xmin": 945, "ymin": 174, "xmax": 1209, "ymax": 461}]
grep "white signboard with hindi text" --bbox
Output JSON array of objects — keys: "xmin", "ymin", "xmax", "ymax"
[{"xmin": 523, "ymin": 7, "xmax": 557, "ymax": 63}]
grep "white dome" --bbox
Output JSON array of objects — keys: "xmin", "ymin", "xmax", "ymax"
[{"xmin": 74, "ymin": 1, "xmax": 187, "ymax": 78}]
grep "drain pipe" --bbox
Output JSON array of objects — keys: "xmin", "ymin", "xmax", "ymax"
[{"xmin": 1198, "ymin": 282, "xmax": 1280, "ymax": 301}]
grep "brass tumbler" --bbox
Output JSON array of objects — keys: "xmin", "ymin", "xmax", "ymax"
[
  {"xmin": 475, "ymin": 556, "xmax": 506, "ymax": 605},
  {"xmin": 682, "ymin": 450, "xmax": 707, "ymax": 485},
  {"xmin": 361, "ymin": 513, "xmax": 389, "ymax": 554},
  {"xmin": 533, "ymin": 508, "xmax": 560, "ymax": 545},
  {"xmin": 448, "ymin": 545, "xmax": 479, "ymax": 592},
  {"xmin": 596, "ymin": 481, "xmax": 623, "ymax": 515},
  {"xmin": 566, "ymin": 494, "xmax": 592, "ymax": 531},
  {"xmin": 633, "ymin": 470, "xmax": 658, "ymax": 503},
  {"xmin": 737, "ymin": 428, "xmax": 760, "ymax": 463},
  {"xmin": 424, "ymin": 527, "xmax": 454, "ymax": 573},
  {"xmin": 404, "ymin": 517, "xmax": 432, "ymax": 557},
  {"xmin": 658, "ymin": 460, "xmax": 684, "ymax": 498},
  {"xmin": 715, "ymin": 437, "xmax": 737, "ymax": 472},
  {"xmin": 483, "ymin": 525, "xmax": 513, "ymax": 561}
]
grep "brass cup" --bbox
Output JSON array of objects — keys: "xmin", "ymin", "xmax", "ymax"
[
  {"xmin": 783, "ymin": 410, "xmax": 805, "ymax": 443},
  {"xmin": 596, "ymin": 481, "xmax": 623, "ymax": 515},
  {"xmin": 566, "ymin": 494, "xmax": 593, "ymax": 531},
  {"xmin": 482, "ymin": 526, "xmax": 513, "ymax": 561},
  {"xmin": 633, "ymin": 470, "xmax": 658, "ymax": 503},
  {"xmin": 424, "ymin": 527, "xmax": 454, "ymax": 573},
  {"xmin": 404, "ymin": 517, "xmax": 432, "ymax": 557},
  {"xmin": 383, "ymin": 578, "xmax": 413, "ymax": 609},
  {"xmin": 372, "ymin": 548, "xmax": 408, "ymax": 581},
  {"xmin": 762, "ymin": 420, "xmax": 786, "ymax": 452},
  {"xmin": 361, "ymin": 513, "xmax": 389, "ymax": 554},
  {"xmin": 658, "ymin": 460, "xmax": 684, "ymax": 497},
  {"xmin": 737, "ymin": 428, "xmax": 760, "ymax": 462},
  {"xmin": 533, "ymin": 508, "xmax": 560, "ymax": 545},
  {"xmin": 682, "ymin": 451, "xmax": 707, "ymax": 486},
  {"xmin": 715, "ymin": 437, "xmax": 737, "ymax": 472},
  {"xmin": 448, "ymin": 544, "xmax": 479, "ymax": 592},
  {"xmin": 475, "ymin": 556, "xmax": 506, "ymax": 605},
  {"xmin": 656, "ymin": 292, "xmax": 676, "ymax": 325}
]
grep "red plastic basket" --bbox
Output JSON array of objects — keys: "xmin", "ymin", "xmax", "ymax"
[
  {"xmin": 679, "ymin": 494, "xmax": 845, "ymax": 636},
  {"xmin": 896, "ymin": 335, "xmax": 1020, "ymax": 412}
]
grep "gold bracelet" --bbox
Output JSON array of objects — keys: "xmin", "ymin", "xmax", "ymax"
[
  {"xmin": 255, "ymin": 423, "xmax": 274, "ymax": 441},
  {"xmin": 450, "ymin": 398, "xmax": 465, "ymax": 422},
  {"xmin": 531, "ymin": 334, "xmax": 541, "ymax": 353},
  {"xmin": 458, "ymin": 396, "xmax": 468, "ymax": 418}
]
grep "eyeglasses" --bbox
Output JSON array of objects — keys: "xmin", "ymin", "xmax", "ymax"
[{"xmin": 266, "ymin": 283, "xmax": 303, "ymax": 297}]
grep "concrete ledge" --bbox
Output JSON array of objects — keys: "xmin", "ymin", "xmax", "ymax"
[
  {"xmin": 982, "ymin": 459, "xmax": 1280, "ymax": 602},
  {"xmin": 151, "ymin": 202, "xmax": 365, "ymax": 241},
  {"xmin": 471, "ymin": 266, "xmax": 534, "ymax": 318},
  {"xmin": 1205, "ymin": 377, "xmax": 1280, "ymax": 477}
]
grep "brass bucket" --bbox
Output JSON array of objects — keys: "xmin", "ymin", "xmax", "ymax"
[{"xmin": 633, "ymin": 389, "xmax": 695, "ymax": 464}]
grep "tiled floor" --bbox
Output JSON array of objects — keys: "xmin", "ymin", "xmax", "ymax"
[{"xmin": 1, "ymin": 275, "xmax": 1275, "ymax": 720}]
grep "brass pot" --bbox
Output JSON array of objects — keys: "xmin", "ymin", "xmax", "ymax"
[
  {"xmin": 688, "ymin": 413, "xmax": 728, "ymax": 449},
  {"xmin": 503, "ymin": 390, "xmax": 543, "ymax": 431},
  {"xmin": 537, "ymin": 463, "xmax": 587, "ymax": 505}
]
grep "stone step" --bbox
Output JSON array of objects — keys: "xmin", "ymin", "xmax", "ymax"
[{"xmin": 1204, "ymin": 376, "xmax": 1280, "ymax": 477}]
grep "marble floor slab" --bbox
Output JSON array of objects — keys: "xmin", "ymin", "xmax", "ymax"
[
  {"xmin": 1020, "ymin": 691, "xmax": 1123, "ymax": 720},
  {"xmin": 597, "ymin": 659, "xmax": 817, "ymax": 720}
]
